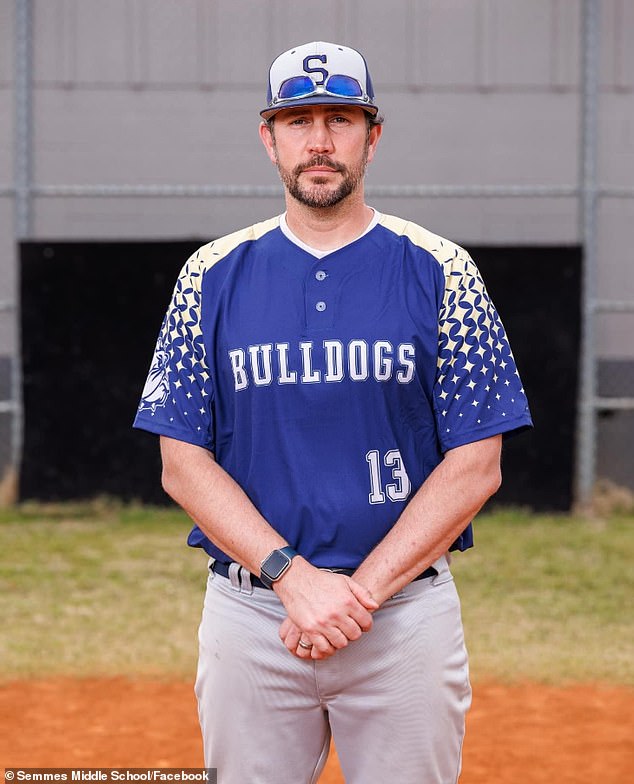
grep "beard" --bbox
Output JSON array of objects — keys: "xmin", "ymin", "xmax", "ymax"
[{"xmin": 275, "ymin": 146, "xmax": 369, "ymax": 209}]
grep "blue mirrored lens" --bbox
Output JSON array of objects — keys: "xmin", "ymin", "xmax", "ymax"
[
  {"xmin": 325, "ymin": 75, "xmax": 363, "ymax": 97},
  {"xmin": 278, "ymin": 76, "xmax": 314, "ymax": 100},
  {"xmin": 276, "ymin": 74, "xmax": 365, "ymax": 103}
]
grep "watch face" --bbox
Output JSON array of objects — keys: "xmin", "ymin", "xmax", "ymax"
[{"xmin": 262, "ymin": 549, "xmax": 291, "ymax": 580}]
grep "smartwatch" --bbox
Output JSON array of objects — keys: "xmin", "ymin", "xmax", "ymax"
[{"xmin": 259, "ymin": 546, "xmax": 298, "ymax": 589}]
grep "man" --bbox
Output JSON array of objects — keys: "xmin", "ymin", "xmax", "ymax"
[{"xmin": 134, "ymin": 41, "xmax": 532, "ymax": 784}]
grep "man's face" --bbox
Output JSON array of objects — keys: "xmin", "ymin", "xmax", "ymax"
[{"xmin": 260, "ymin": 105, "xmax": 382, "ymax": 209}]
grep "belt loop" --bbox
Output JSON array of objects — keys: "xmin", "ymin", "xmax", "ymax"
[
  {"xmin": 431, "ymin": 553, "xmax": 449, "ymax": 586},
  {"xmin": 228, "ymin": 562, "xmax": 242, "ymax": 591},
  {"xmin": 239, "ymin": 567, "xmax": 254, "ymax": 595}
]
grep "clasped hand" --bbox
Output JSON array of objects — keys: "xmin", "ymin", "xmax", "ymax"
[{"xmin": 274, "ymin": 561, "xmax": 379, "ymax": 660}]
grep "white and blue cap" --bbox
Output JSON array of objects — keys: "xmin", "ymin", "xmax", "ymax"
[{"xmin": 261, "ymin": 41, "xmax": 379, "ymax": 120}]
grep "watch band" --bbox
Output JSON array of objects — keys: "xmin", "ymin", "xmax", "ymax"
[{"xmin": 259, "ymin": 545, "xmax": 298, "ymax": 589}]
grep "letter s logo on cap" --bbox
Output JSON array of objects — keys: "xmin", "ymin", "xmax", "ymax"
[{"xmin": 303, "ymin": 54, "xmax": 328, "ymax": 85}]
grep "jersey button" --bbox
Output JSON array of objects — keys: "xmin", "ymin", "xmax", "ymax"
[
  {"xmin": 315, "ymin": 301, "xmax": 327, "ymax": 312},
  {"xmin": 315, "ymin": 270, "xmax": 327, "ymax": 281}
]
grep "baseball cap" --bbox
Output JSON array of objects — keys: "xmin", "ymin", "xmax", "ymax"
[{"xmin": 261, "ymin": 41, "xmax": 379, "ymax": 120}]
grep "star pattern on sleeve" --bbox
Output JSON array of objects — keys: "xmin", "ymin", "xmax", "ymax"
[
  {"xmin": 435, "ymin": 251, "xmax": 528, "ymax": 438},
  {"xmin": 139, "ymin": 252, "xmax": 213, "ymax": 435}
]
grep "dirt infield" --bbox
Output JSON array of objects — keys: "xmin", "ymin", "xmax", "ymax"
[{"xmin": 1, "ymin": 678, "xmax": 632, "ymax": 782}]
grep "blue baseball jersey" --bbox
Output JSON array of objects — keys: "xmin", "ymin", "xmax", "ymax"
[{"xmin": 134, "ymin": 213, "xmax": 532, "ymax": 567}]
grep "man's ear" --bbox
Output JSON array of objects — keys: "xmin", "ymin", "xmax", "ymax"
[
  {"xmin": 259, "ymin": 121, "xmax": 277, "ymax": 164},
  {"xmin": 366, "ymin": 122, "xmax": 383, "ymax": 165}
]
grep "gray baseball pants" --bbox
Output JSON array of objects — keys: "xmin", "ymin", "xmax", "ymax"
[{"xmin": 194, "ymin": 554, "xmax": 471, "ymax": 783}]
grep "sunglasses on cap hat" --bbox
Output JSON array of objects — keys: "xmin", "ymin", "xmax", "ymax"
[
  {"xmin": 261, "ymin": 41, "xmax": 379, "ymax": 120},
  {"xmin": 275, "ymin": 73, "xmax": 370, "ymax": 104}
]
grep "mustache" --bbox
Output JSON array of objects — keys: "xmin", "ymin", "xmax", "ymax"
[{"xmin": 294, "ymin": 155, "xmax": 346, "ymax": 176}]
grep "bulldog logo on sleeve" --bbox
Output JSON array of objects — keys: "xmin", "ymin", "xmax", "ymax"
[{"xmin": 138, "ymin": 335, "xmax": 170, "ymax": 414}]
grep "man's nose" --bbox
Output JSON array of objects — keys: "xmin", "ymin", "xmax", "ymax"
[{"xmin": 307, "ymin": 120, "xmax": 334, "ymax": 153}]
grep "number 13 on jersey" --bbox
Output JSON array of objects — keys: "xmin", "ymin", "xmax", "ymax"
[{"xmin": 366, "ymin": 449, "xmax": 412, "ymax": 504}]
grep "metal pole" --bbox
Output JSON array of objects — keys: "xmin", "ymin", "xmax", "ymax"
[
  {"xmin": 26, "ymin": 183, "xmax": 579, "ymax": 199},
  {"xmin": 10, "ymin": 0, "xmax": 33, "ymax": 492},
  {"xmin": 15, "ymin": 0, "xmax": 32, "ymax": 239},
  {"xmin": 575, "ymin": 0, "xmax": 600, "ymax": 509}
]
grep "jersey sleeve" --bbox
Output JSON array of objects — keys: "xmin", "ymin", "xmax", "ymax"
[
  {"xmin": 434, "ymin": 252, "xmax": 532, "ymax": 451},
  {"xmin": 133, "ymin": 251, "xmax": 215, "ymax": 450}
]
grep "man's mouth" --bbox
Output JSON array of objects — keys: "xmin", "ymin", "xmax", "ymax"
[
  {"xmin": 297, "ymin": 157, "xmax": 343, "ymax": 176},
  {"xmin": 302, "ymin": 166, "xmax": 338, "ymax": 174}
]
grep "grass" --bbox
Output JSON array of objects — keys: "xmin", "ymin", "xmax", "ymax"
[
  {"xmin": 0, "ymin": 501, "xmax": 632, "ymax": 685},
  {"xmin": 0, "ymin": 500, "xmax": 207, "ymax": 680},
  {"xmin": 451, "ymin": 509, "xmax": 634, "ymax": 685}
]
